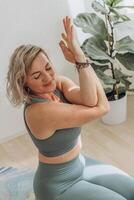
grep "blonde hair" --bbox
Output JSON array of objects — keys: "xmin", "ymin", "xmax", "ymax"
[{"xmin": 6, "ymin": 44, "xmax": 49, "ymax": 107}]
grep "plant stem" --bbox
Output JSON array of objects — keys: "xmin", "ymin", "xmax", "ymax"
[
  {"xmin": 106, "ymin": 12, "xmax": 117, "ymax": 98},
  {"xmin": 107, "ymin": 15, "xmax": 115, "ymax": 77}
]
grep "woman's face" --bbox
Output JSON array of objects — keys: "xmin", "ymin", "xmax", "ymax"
[{"xmin": 25, "ymin": 52, "xmax": 57, "ymax": 95}]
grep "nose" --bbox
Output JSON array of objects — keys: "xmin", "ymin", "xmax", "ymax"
[{"xmin": 42, "ymin": 70, "xmax": 53, "ymax": 84}]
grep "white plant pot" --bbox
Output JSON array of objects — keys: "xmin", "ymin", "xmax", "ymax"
[{"xmin": 102, "ymin": 94, "xmax": 127, "ymax": 125}]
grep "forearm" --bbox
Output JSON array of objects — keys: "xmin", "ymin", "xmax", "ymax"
[
  {"xmin": 84, "ymin": 64, "xmax": 110, "ymax": 111},
  {"xmin": 75, "ymin": 54, "xmax": 98, "ymax": 107},
  {"xmin": 75, "ymin": 54, "xmax": 109, "ymax": 110},
  {"xmin": 78, "ymin": 67, "xmax": 98, "ymax": 107},
  {"xmin": 91, "ymin": 67, "xmax": 110, "ymax": 111}
]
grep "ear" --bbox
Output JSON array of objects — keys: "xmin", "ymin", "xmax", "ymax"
[{"xmin": 24, "ymin": 85, "xmax": 29, "ymax": 92}]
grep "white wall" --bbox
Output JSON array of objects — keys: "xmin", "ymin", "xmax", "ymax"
[{"xmin": 0, "ymin": 0, "xmax": 86, "ymax": 142}]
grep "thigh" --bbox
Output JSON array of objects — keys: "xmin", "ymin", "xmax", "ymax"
[
  {"xmin": 58, "ymin": 180, "xmax": 126, "ymax": 200},
  {"xmin": 83, "ymin": 156, "xmax": 134, "ymax": 200}
]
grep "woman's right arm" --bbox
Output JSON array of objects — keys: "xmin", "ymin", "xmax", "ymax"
[{"xmin": 25, "ymin": 77, "xmax": 110, "ymax": 139}]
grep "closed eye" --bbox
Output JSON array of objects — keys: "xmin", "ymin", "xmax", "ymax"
[
  {"xmin": 46, "ymin": 67, "xmax": 51, "ymax": 71},
  {"xmin": 46, "ymin": 63, "xmax": 52, "ymax": 70},
  {"xmin": 34, "ymin": 73, "xmax": 41, "ymax": 79}
]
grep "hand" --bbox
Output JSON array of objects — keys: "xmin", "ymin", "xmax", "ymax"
[{"xmin": 59, "ymin": 16, "xmax": 85, "ymax": 64}]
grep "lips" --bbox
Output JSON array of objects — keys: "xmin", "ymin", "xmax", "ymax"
[{"xmin": 44, "ymin": 80, "xmax": 52, "ymax": 86}]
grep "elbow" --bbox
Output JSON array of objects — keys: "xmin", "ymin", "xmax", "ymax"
[
  {"xmin": 106, "ymin": 101, "xmax": 110, "ymax": 113},
  {"xmin": 91, "ymin": 96, "xmax": 99, "ymax": 107},
  {"xmin": 101, "ymin": 103, "xmax": 110, "ymax": 115},
  {"xmin": 89, "ymin": 102, "xmax": 98, "ymax": 107},
  {"xmin": 84, "ymin": 98, "xmax": 98, "ymax": 108},
  {"xmin": 80, "ymin": 93, "xmax": 98, "ymax": 107},
  {"xmin": 104, "ymin": 106, "xmax": 110, "ymax": 115},
  {"xmin": 84, "ymin": 102, "xmax": 98, "ymax": 108}
]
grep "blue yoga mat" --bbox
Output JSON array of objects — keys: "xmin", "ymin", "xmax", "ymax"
[{"xmin": 0, "ymin": 167, "xmax": 35, "ymax": 200}]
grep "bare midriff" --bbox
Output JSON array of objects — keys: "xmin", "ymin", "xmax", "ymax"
[{"xmin": 38, "ymin": 135, "xmax": 82, "ymax": 164}]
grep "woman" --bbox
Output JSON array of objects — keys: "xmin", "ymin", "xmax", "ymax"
[{"xmin": 6, "ymin": 16, "xmax": 134, "ymax": 200}]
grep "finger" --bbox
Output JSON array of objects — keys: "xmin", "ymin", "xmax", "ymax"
[
  {"xmin": 59, "ymin": 40, "xmax": 66, "ymax": 47},
  {"xmin": 66, "ymin": 16, "xmax": 72, "ymax": 35},
  {"xmin": 59, "ymin": 40, "xmax": 68, "ymax": 50},
  {"xmin": 59, "ymin": 40, "xmax": 68, "ymax": 54},
  {"xmin": 61, "ymin": 33, "xmax": 68, "ymax": 43},
  {"xmin": 63, "ymin": 16, "xmax": 72, "ymax": 36},
  {"xmin": 71, "ymin": 25, "xmax": 77, "ymax": 41},
  {"xmin": 63, "ymin": 17, "xmax": 68, "ymax": 34},
  {"xmin": 71, "ymin": 25, "xmax": 75, "ymax": 39}
]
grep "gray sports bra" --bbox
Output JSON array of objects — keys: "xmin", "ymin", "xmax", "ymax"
[{"xmin": 23, "ymin": 88, "xmax": 81, "ymax": 157}]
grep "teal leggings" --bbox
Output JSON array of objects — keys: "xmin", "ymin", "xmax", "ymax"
[{"xmin": 33, "ymin": 154, "xmax": 134, "ymax": 200}]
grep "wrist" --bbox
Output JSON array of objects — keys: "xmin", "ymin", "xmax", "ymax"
[
  {"xmin": 74, "ymin": 53, "xmax": 86, "ymax": 63},
  {"xmin": 75, "ymin": 58, "xmax": 91, "ymax": 72}
]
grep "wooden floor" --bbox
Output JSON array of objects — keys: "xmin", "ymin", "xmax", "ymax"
[{"xmin": 0, "ymin": 96, "xmax": 134, "ymax": 176}]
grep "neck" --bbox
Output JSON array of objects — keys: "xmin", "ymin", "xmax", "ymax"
[
  {"xmin": 31, "ymin": 90, "xmax": 61, "ymax": 102},
  {"xmin": 30, "ymin": 92, "xmax": 53, "ymax": 99}
]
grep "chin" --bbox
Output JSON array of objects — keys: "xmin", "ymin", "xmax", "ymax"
[{"xmin": 43, "ymin": 81, "xmax": 56, "ymax": 92}]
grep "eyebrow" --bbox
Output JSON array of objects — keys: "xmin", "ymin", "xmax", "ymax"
[{"xmin": 31, "ymin": 62, "xmax": 49, "ymax": 76}]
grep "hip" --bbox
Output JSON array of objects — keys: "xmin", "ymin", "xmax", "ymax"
[{"xmin": 33, "ymin": 153, "xmax": 85, "ymax": 200}]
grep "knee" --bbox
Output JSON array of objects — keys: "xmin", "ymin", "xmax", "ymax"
[
  {"xmin": 127, "ymin": 190, "xmax": 134, "ymax": 200},
  {"xmin": 124, "ymin": 186, "xmax": 134, "ymax": 200}
]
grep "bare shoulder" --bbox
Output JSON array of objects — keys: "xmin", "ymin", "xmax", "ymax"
[
  {"xmin": 24, "ymin": 102, "xmax": 57, "ymax": 139},
  {"xmin": 56, "ymin": 75, "xmax": 79, "ymax": 89},
  {"xmin": 56, "ymin": 75, "xmax": 82, "ymax": 104},
  {"xmin": 55, "ymin": 75, "xmax": 63, "ymax": 90}
]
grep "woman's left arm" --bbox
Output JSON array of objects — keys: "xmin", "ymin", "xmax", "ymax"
[{"xmin": 59, "ymin": 16, "xmax": 98, "ymax": 107}]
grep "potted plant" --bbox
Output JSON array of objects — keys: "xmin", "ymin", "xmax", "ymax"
[{"xmin": 74, "ymin": 0, "xmax": 134, "ymax": 124}]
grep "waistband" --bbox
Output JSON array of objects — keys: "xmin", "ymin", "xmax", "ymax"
[{"xmin": 38, "ymin": 153, "xmax": 85, "ymax": 175}]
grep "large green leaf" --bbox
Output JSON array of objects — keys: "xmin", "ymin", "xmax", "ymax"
[
  {"xmin": 74, "ymin": 13, "xmax": 108, "ymax": 40},
  {"xmin": 91, "ymin": 63, "xmax": 116, "ymax": 85},
  {"xmin": 81, "ymin": 47, "xmax": 110, "ymax": 66},
  {"xmin": 91, "ymin": 59, "xmax": 110, "ymax": 66},
  {"xmin": 82, "ymin": 37, "xmax": 114, "ymax": 63},
  {"xmin": 105, "ymin": 0, "xmax": 123, "ymax": 7},
  {"xmin": 82, "ymin": 36, "xmax": 108, "ymax": 53},
  {"xmin": 91, "ymin": 63, "xmax": 109, "ymax": 72},
  {"xmin": 114, "ymin": 6, "xmax": 134, "ymax": 9},
  {"xmin": 114, "ymin": 68, "xmax": 132, "ymax": 82},
  {"xmin": 111, "ymin": 15, "xmax": 130, "ymax": 25},
  {"xmin": 109, "ymin": 7, "xmax": 130, "ymax": 24},
  {"xmin": 112, "ymin": 0, "xmax": 123, "ymax": 6},
  {"xmin": 115, "ymin": 36, "xmax": 134, "ymax": 54},
  {"xmin": 105, "ymin": 0, "xmax": 112, "ymax": 7},
  {"xmin": 92, "ymin": 0, "xmax": 108, "ymax": 14},
  {"xmin": 120, "ymin": 78, "xmax": 132, "ymax": 90},
  {"xmin": 116, "ymin": 53, "xmax": 134, "ymax": 71}
]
